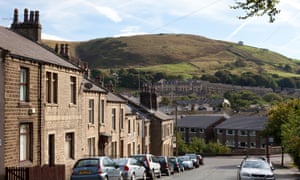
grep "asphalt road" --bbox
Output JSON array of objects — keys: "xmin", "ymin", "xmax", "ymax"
[{"xmin": 161, "ymin": 154, "xmax": 300, "ymax": 180}]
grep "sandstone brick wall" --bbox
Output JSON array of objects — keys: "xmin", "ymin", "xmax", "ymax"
[
  {"xmin": 0, "ymin": 52, "xmax": 5, "ymax": 177},
  {"xmin": 3, "ymin": 56, "xmax": 41, "ymax": 169},
  {"xmin": 42, "ymin": 65, "xmax": 83, "ymax": 178}
]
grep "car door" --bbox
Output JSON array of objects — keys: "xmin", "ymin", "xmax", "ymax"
[
  {"xmin": 132, "ymin": 158, "xmax": 144, "ymax": 178},
  {"xmin": 103, "ymin": 157, "xmax": 119, "ymax": 180}
]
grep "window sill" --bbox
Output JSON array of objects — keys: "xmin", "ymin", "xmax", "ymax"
[
  {"xmin": 44, "ymin": 103, "xmax": 58, "ymax": 107},
  {"xmin": 69, "ymin": 103, "xmax": 77, "ymax": 108},
  {"xmin": 88, "ymin": 123, "xmax": 95, "ymax": 128},
  {"xmin": 18, "ymin": 102, "xmax": 32, "ymax": 108},
  {"xmin": 19, "ymin": 160, "xmax": 33, "ymax": 167}
]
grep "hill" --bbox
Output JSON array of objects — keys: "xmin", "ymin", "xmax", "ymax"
[{"xmin": 43, "ymin": 33, "xmax": 300, "ymax": 80}]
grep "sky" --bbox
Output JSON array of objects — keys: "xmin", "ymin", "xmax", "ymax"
[{"xmin": 1, "ymin": 0, "xmax": 300, "ymax": 59}]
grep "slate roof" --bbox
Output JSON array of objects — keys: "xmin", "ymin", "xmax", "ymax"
[
  {"xmin": 177, "ymin": 114, "xmax": 229, "ymax": 128},
  {"xmin": 0, "ymin": 26, "xmax": 79, "ymax": 70},
  {"xmin": 82, "ymin": 78, "xmax": 107, "ymax": 93},
  {"xmin": 215, "ymin": 115, "xmax": 268, "ymax": 131},
  {"xmin": 107, "ymin": 92, "xmax": 126, "ymax": 103},
  {"xmin": 121, "ymin": 95, "xmax": 172, "ymax": 121}
]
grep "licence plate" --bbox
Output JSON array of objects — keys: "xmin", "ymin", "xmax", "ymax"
[{"xmin": 79, "ymin": 170, "xmax": 91, "ymax": 174}]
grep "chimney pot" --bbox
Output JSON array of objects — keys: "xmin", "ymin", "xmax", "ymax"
[
  {"xmin": 54, "ymin": 44, "xmax": 59, "ymax": 53},
  {"xmin": 13, "ymin": 8, "xmax": 18, "ymax": 24},
  {"xmin": 34, "ymin": 11, "xmax": 39, "ymax": 24},
  {"xmin": 64, "ymin": 44, "xmax": 69, "ymax": 58},
  {"xmin": 60, "ymin": 44, "xmax": 65, "ymax": 56},
  {"xmin": 24, "ymin": 8, "xmax": 28, "ymax": 23},
  {"xmin": 29, "ymin": 11, "xmax": 34, "ymax": 23}
]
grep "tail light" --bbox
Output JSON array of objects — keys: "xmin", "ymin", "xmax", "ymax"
[
  {"xmin": 124, "ymin": 165, "xmax": 129, "ymax": 171},
  {"xmin": 164, "ymin": 164, "xmax": 169, "ymax": 168},
  {"xmin": 146, "ymin": 158, "xmax": 150, "ymax": 168},
  {"xmin": 71, "ymin": 168, "xmax": 74, "ymax": 175},
  {"xmin": 97, "ymin": 165, "xmax": 103, "ymax": 174},
  {"xmin": 176, "ymin": 163, "xmax": 179, "ymax": 168}
]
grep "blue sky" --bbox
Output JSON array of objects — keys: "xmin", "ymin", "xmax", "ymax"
[{"xmin": 1, "ymin": 0, "xmax": 300, "ymax": 59}]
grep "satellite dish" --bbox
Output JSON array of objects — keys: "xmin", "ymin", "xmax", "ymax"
[{"xmin": 84, "ymin": 82, "xmax": 93, "ymax": 89}]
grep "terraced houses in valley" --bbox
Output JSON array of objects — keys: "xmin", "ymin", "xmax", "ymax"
[{"xmin": 0, "ymin": 8, "xmax": 174, "ymax": 179}]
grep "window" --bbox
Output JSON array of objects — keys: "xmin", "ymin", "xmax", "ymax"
[
  {"xmin": 120, "ymin": 108, "xmax": 124, "ymax": 129},
  {"xmin": 88, "ymin": 137, "xmax": 95, "ymax": 156},
  {"xmin": 20, "ymin": 67, "xmax": 29, "ymax": 102},
  {"xmin": 239, "ymin": 130, "xmax": 247, "ymax": 136},
  {"xmin": 249, "ymin": 130, "xmax": 256, "ymax": 136},
  {"xmin": 111, "ymin": 141, "xmax": 117, "ymax": 158},
  {"xmin": 19, "ymin": 123, "xmax": 32, "ymax": 161},
  {"xmin": 65, "ymin": 132, "xmax": 74, "ymax": 159},
  {"xmin": 100, "ymin": 100, "xmax": 105, "ymax": 123},
  {"xmin": 180, "ymin": 128, "xmax": 185, "ymax": 132},
  {"xmin": 112, "ymin": 108, "xmax": 116, "ymax": 130},
  {"xmin": 217, "ymin": 129, "xmax": 223, "ymax": 134},
  {"xmin": 46, "ymin": 72, "xmax": 58, "ymax": 104},
  {"xmin": 128, "ymin": 119, "xmax": 131, "ymax": 133},
  {"xmin": 70, "ymin": 76, "xmax": 76, "ymax": 104},
  {"xmin": 226, "ymin": 129, "xmax": 235, "ymax": 135},
  {"xmin": 137, "ymin": 123, "xmax": 140, "ymax": 136},
  {"xmin": 88, "ymin": 99, "xmax": 94, "ymax": 124},
  {"xmin": 190, "ymin": 128, "xmax": 196, "ymax": 133}
]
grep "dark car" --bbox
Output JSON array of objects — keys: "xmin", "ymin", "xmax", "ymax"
[
  {"xmin": 70, "ymin": 156, "xmax": 121, "ymax": 180},
  {"xmin": 153, "ymin": 156, "xmax": 174, "ymax": 176},
  {"xmin": 185, "ymin": 153, "xmax": 200, "ymax": 168},
  {"xmin": 169, "ymin": 156, "xmax": 184, "ymax": 173}
]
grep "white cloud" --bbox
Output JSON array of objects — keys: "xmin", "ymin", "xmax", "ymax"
[{"xmin": 42, "ymin": 33, "xmax": 68, "ymax": 41}]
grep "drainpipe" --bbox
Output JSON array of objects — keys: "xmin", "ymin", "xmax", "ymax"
[{"xmin": 38, "ymin": 63, "xmax": 42, "ymax": 165}]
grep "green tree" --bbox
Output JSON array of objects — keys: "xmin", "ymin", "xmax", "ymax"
[
  {"xmin": 266, "ymin": 99, "xmax": 300, "ymax": 169},
  {"xmin": 188, "ymin": 137, "xmax": 206, "ymax": 153},
  {"xmin": 281, "ymin": 109, "xmax": 300, "ymax": 169},
  {"xmin": 232, "ymin": 0, "xmax": 281, "ymax": 22}
]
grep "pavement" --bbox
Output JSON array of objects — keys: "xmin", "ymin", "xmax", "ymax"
[{"xmin": 270, "ymin": 154, "xmax": 300, "ymax": 180}]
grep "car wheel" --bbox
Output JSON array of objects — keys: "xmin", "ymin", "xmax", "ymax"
[
  {"xmin": 142, "ymin": 171, "xmax": 147, "ymax": 180},
  {"xmin": 166, "ymin": 169, "xmax": 170, "ymax": 176},
  {"xmin": 131, "ymin": 173, "xmax": 136, "ymax": 180},
  {"xmin": 150, "ymin": 170, "xmax": 156, "ymax": 179},
  {"xmin": 157, "ymin": 170, "xmax": 161, "ymax": 178}
]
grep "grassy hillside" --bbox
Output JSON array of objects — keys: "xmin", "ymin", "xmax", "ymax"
[{"xmin": 42, "ymin": 33, "xmax": 300, "ymax": 79}]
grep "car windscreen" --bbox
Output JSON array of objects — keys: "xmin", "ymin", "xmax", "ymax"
[
  {"xmin": 242, "ymin": 160, "xmax": 270, "ymax": 169},
  {"xmin": 74, "ymin": 159, "xmax": 99, "ymax": 168}
]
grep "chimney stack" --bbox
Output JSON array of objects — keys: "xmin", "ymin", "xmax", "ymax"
[
  {"xmin": 140, "ymin": 84, "xmax": 158, "ymax": 110},
  {"xmin": 11, "ymin": 8, "xmax": 42, "ymax": 42}
]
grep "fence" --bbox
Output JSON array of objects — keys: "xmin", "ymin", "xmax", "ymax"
[{"xmin": 5, "ymin": 165, "xmax": 65, "ymax": 180}]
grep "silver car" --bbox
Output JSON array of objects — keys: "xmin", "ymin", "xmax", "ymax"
[
  {"xmin": 178, "ymin": 155, "xmax": 194, "ymax": 170},
  {"xmin": 114, "ymin": 158, "xmax": 147, "ymax": 180},
  {"xmin": 70, "ymin": 156, "xmax": 122, "ymax": 180},
  {"xmin": 237, "ymin": 157, "xmax": 275, "ymax": 180}
]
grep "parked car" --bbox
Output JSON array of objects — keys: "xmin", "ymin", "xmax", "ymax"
[
  {"xmin": 70, "ymin": 156, "xmax": 122, "ymax": 180},
  {"xmin": 169, "ymin": 156, "xmax": 184, "ymax": 173},
  {"xmin": 130, "ymin": 154, "xmax": 161, "ymax": 179},
  {"xmin": 178, "ymin": 155, "xmax": 194, "ymax": 170},
  {"xmin": 197, "ymin": 154, "xmax": 204, "ymax": 165},
  {"xmin": 153, "ymin": 156, "xmax": 174, "ymax": 176},
  {"xmin": 237, "ymin": 156, "xmax": 275, "ymax": 180},
  {"xmin": 113, "ymin": 157, "xmax": 147, "ymax": 180},
  {"xmin": 185, "ymin": 153, "xmax": 200, "ymax": 168}
]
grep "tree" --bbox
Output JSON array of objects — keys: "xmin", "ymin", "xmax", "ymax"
[
  {"xmin": 266, "ymin": 99, "xmax": 300, "ymax": 169},
  {"xmin": 232, "ymin": 0, "xmax": 281, "ymax": 22}
]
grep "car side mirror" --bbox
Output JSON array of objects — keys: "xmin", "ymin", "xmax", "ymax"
[{"xmin": 237, "ymin": 165, "xmax": 241, "ymax": 168}]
